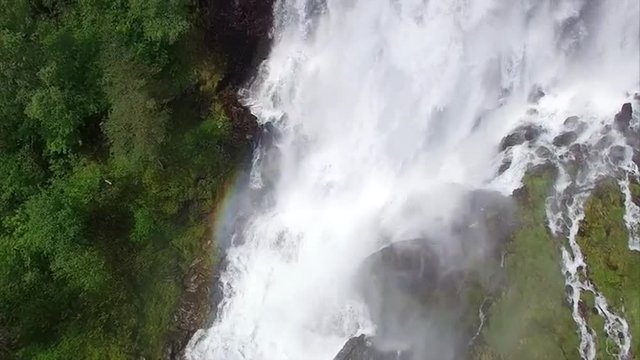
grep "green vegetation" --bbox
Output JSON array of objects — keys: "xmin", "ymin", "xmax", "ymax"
[
  {"xmin": 473, "ymin": 169, "xmax": 580, "ymax": 359},
  {"xmin": 472, "ymin": 173, "xmax": 640, "ymax": 360},
  {"xmin": 577, "ymin": 180, "xmax": 640, "ymax": 358},
  {"xmin": 0, "ymin": 1, "xmax": 249, "ymax": 358}
]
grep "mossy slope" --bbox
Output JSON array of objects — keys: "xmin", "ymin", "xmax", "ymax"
[
  {"xmin": 473, "ymin": 170, "xmax": 580, "ymax": 359},
  {"xmin": 577, "ymin": 180, "xmax": 640, "ymax": 358}
]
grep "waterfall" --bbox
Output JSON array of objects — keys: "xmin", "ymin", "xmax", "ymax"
[{"xmin": 186, "ymin": 1, "xmax": 639, "ymax": 359}]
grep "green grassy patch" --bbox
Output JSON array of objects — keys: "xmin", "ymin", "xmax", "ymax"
[
  {"xmin": 577, "ymin": 180, "xmax": 640, "ymax": 357},
  {"xmin": 473, "ymin": 169, "xmax": 580, "ymax": 359}
]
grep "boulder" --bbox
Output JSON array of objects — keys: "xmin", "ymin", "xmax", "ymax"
[
  {"xmin": 535, "ymin": 146, "xmax": 553, "ymax": 160},
  {"xmin": 563, "ymin": 116, "xmax": 580, "ymax": 127},
  {"xmin": 333, "ymin": 335, "xmax": 412, "ymax": 360},
  {"xmin": 202, "ymin": 0, "xmax": 275, "ymax": 88},
  {"xmin": 528, "ymin": 86, "xmax": 545, "ymax": 104},
  {"xmin": 499, "ymin": 125, "xmax": 544, "ymax": 151},
  {"xmin": 498, "ymin": 159, "xmax": 512, "ymax": 175},
  {"xmin": 348, "ymin": 191, "xmax": 515, "ymax": 360},
  {"xmin": 608, "ymin": 145, "xmax": 627, "ymax": 165},
  {"xmin": 614, "ymin": 103, "xmax": 633, "ymax": 133},
  {"xmin": 633, "ymin": 150, "xmax": 640, "ymax": 170},
  {"xmin": 553, "ymin": 131, "xmax": 577, "ymax": 147},
  {"xmin": 220, "ymin": 88, "xmax": 260, "ymax": 144},
  {"xmin": 563, "ymin": 116, "xmax": 587, "ymax": 134},
  {"xmin": 595, "ymin": 134, "xmax": 614, "ymax": 151},
  {"xmin": 568, "ymin": 143, "xmax": 589, "ymax": 164}
]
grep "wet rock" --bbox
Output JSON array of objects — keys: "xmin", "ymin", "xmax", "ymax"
[
  {"xmin": 500, "ymin": 133, "xmax": 526, "ymax": 150},
  {"xmin": 564, "ymin": 285, "xmax": 573, "ymax": 297},
  {"xmin": 523, "ymin": 126, "xmax": 543, "ymax": 141},
  {"xmin": 614, "ymin": 103, "xmax": 633, "ymax": 132},
  {"xmin": 564, "ymin": 116, "xmax": 580, "ymax": 127},
  {"xmin": 500, "ymin": 125, "xmax": 544, "ymax": 151},
  {"xmin": 528, "ymin": 86, "xmax": 545, "ymax": 103},
  {"xmin": 352, "ymin": 202, "xmax": 511, "ymax": 358},
  {"xmin": 553, "ymin": 131, "xmax": 577, "ymax": 147},
  {"xmin": 498, "ymin": 159, "xmax": 511, "ymax": 175},
  {"xmin": 164, "ymin": 257, "xmax": 214, "ymax": 360},
  {"xmin": 359, "ymin": 239, "xmax": 441, "ymax": 305},
  {"xmin": 633, "ymin": 150, "xmax": 640, "ymax": 170},
  {"xmin": 221, "ymin": 88, "xmax": 260, "ymax": 144},
  {"xmin": 203, "ymin": 0, "xmax": 275, "ymax": 88},
  {"xmin": 333, "ymin": 335, "xmax": 412, "ymax": 360},
  {"xmin": 632, "ymin": 193, "xmax": 640, "ymax": 208},
  {"xmin": 563, "ymin": 116, "xmax": 587, "ymax": 135},
  {"xmin": 535, "ymin": 146, "xmax": 553, "ymax": 160},
  {"xmin": 352, "ymin": 191, "xmax": 516, "ymax": 360},
  {"xmin": 608, "ymin": 145, "xmax": 627, "ymax": 164},
  {"xmin": 595, "ymin": 134, "xmax": 614, "ymax": 151},
  {"xmin": 578, "ymin": 300, "xmax": 588, "ymax": 319},
  {"xmin": 259, "ymin": 122, "xmax": 280, "ymax": 149},
  {"xmin": 356, "ymin": 239, "xmax": 451, "ymax": 359},
  {"xmin": 568, "ymin": 143, "xmax": 589, "ymax": 165},
  {"xmin": 624, "ymin": 130, "xmax": 640, "ymax": 149}
]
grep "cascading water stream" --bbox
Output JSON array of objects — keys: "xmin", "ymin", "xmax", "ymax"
[{"xmin": 186, "ymin": 1, "xmax": 639, "ymax": 359}]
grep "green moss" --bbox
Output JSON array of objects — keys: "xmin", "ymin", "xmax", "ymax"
[
  {"xmin": 577, "ymin": 180, "xmax": 640, "ymax": 357},
  {"xmin": 474, "ymin": 169, "xmax": 580, "ymax": 359}
]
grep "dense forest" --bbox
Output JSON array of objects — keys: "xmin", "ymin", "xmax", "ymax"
[{"xmin": 0, "ymin": 0, "xmax": 264, "ymax": 358}]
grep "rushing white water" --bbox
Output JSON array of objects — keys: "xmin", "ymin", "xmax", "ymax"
[{"xmin": 187, "ymin": 1, "xmax": 639, "ymax": 359}]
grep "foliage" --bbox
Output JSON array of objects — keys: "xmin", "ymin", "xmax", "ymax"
[
  {"xmin": 473, "ymin": 169, "xmax": 580, "ymax": 359},
  {"xmin": 577, "ymin": 180, "xmax": 640, "ymax": 358},
  {"xmin": 0, "ymin": 1, "xmax": 247, "ymax": 358}
]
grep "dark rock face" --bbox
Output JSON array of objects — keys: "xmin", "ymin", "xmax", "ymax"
[
  {"xmin": 535, "ymin": 146, "xmax": 553, "ymax": 160},
  {"xmin": 553, "ymin": 131, "xmax": 577, "ymax": 147},
  {"xmin": 360, "ymin": 239, "xmax": 440, "ymax": 304},
  {"xmin": 595, "ymin": 134, "xmax": 614, "ymax": 151},
  {"xmin": 633, "ymin": 150, "xmax": 640, "ymax": 171},
  {"xmin": 498, "ymin": 159, "xmax": 512, "ymax": 175},
  {"xmin": 609, "ymin": 102, "xmax": 640, "ymax": 168},
  {"xmin": 563, "ymin": 116, "xmax": 587, "ymax": 135},
  {"xmin": 499, "ymin": 124, "xmax": 544, "ymax": 151},
  {"xmin": 198, "ymin": 0, "xmax": 276, "ymax": 145},
  {"xmin": 528, "ymin": 86, "xmax": 545, "ymax": 103},
  {"xmin": 564, "ymin": 116, "xmax": 580, "ymax": 127},
  {"xmin": 333, "ymin": 335, "xmax": 412, "ymax": 360},
  {"xmin": 608, "ymin": 145, "xmax": 627, "ymax": 164},
  {"xmin": 221, "ymin": 87, "xmax": 260, "ymax": 144},
  {"xmin": 165, "ymin": 257, "xmax": 215, "ymax": 360},
  {"xmin": 339, "ymin": 191, "xmax": 515, "ymax": 360},
  {"xmin": 568, "ymin": 143, "xmax": 589, "ymax": 164},
  {"xmin": 202, "ymin": 0, "xmax": 275, "ymax": 89},
  {"xmin": 614, "ymin": 103, "xmax": 633, "ymax": 132},
  {"xmin": 500, "ymin": 132, "xmax": 526, "ymax": 150}
]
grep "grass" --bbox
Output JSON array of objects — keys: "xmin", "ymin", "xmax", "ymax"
[
  {"xmin": 473, "ymin": 169, "xmax": 580, "ymax": 359},
  {"xmin": 577, "ymin": 180, "xmax": 640, "ymax": 358}
]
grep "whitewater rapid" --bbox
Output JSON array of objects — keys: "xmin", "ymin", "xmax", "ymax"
[{"xmin": 187, "ymin": 1, "xmax": 639, "ymax": 359}]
